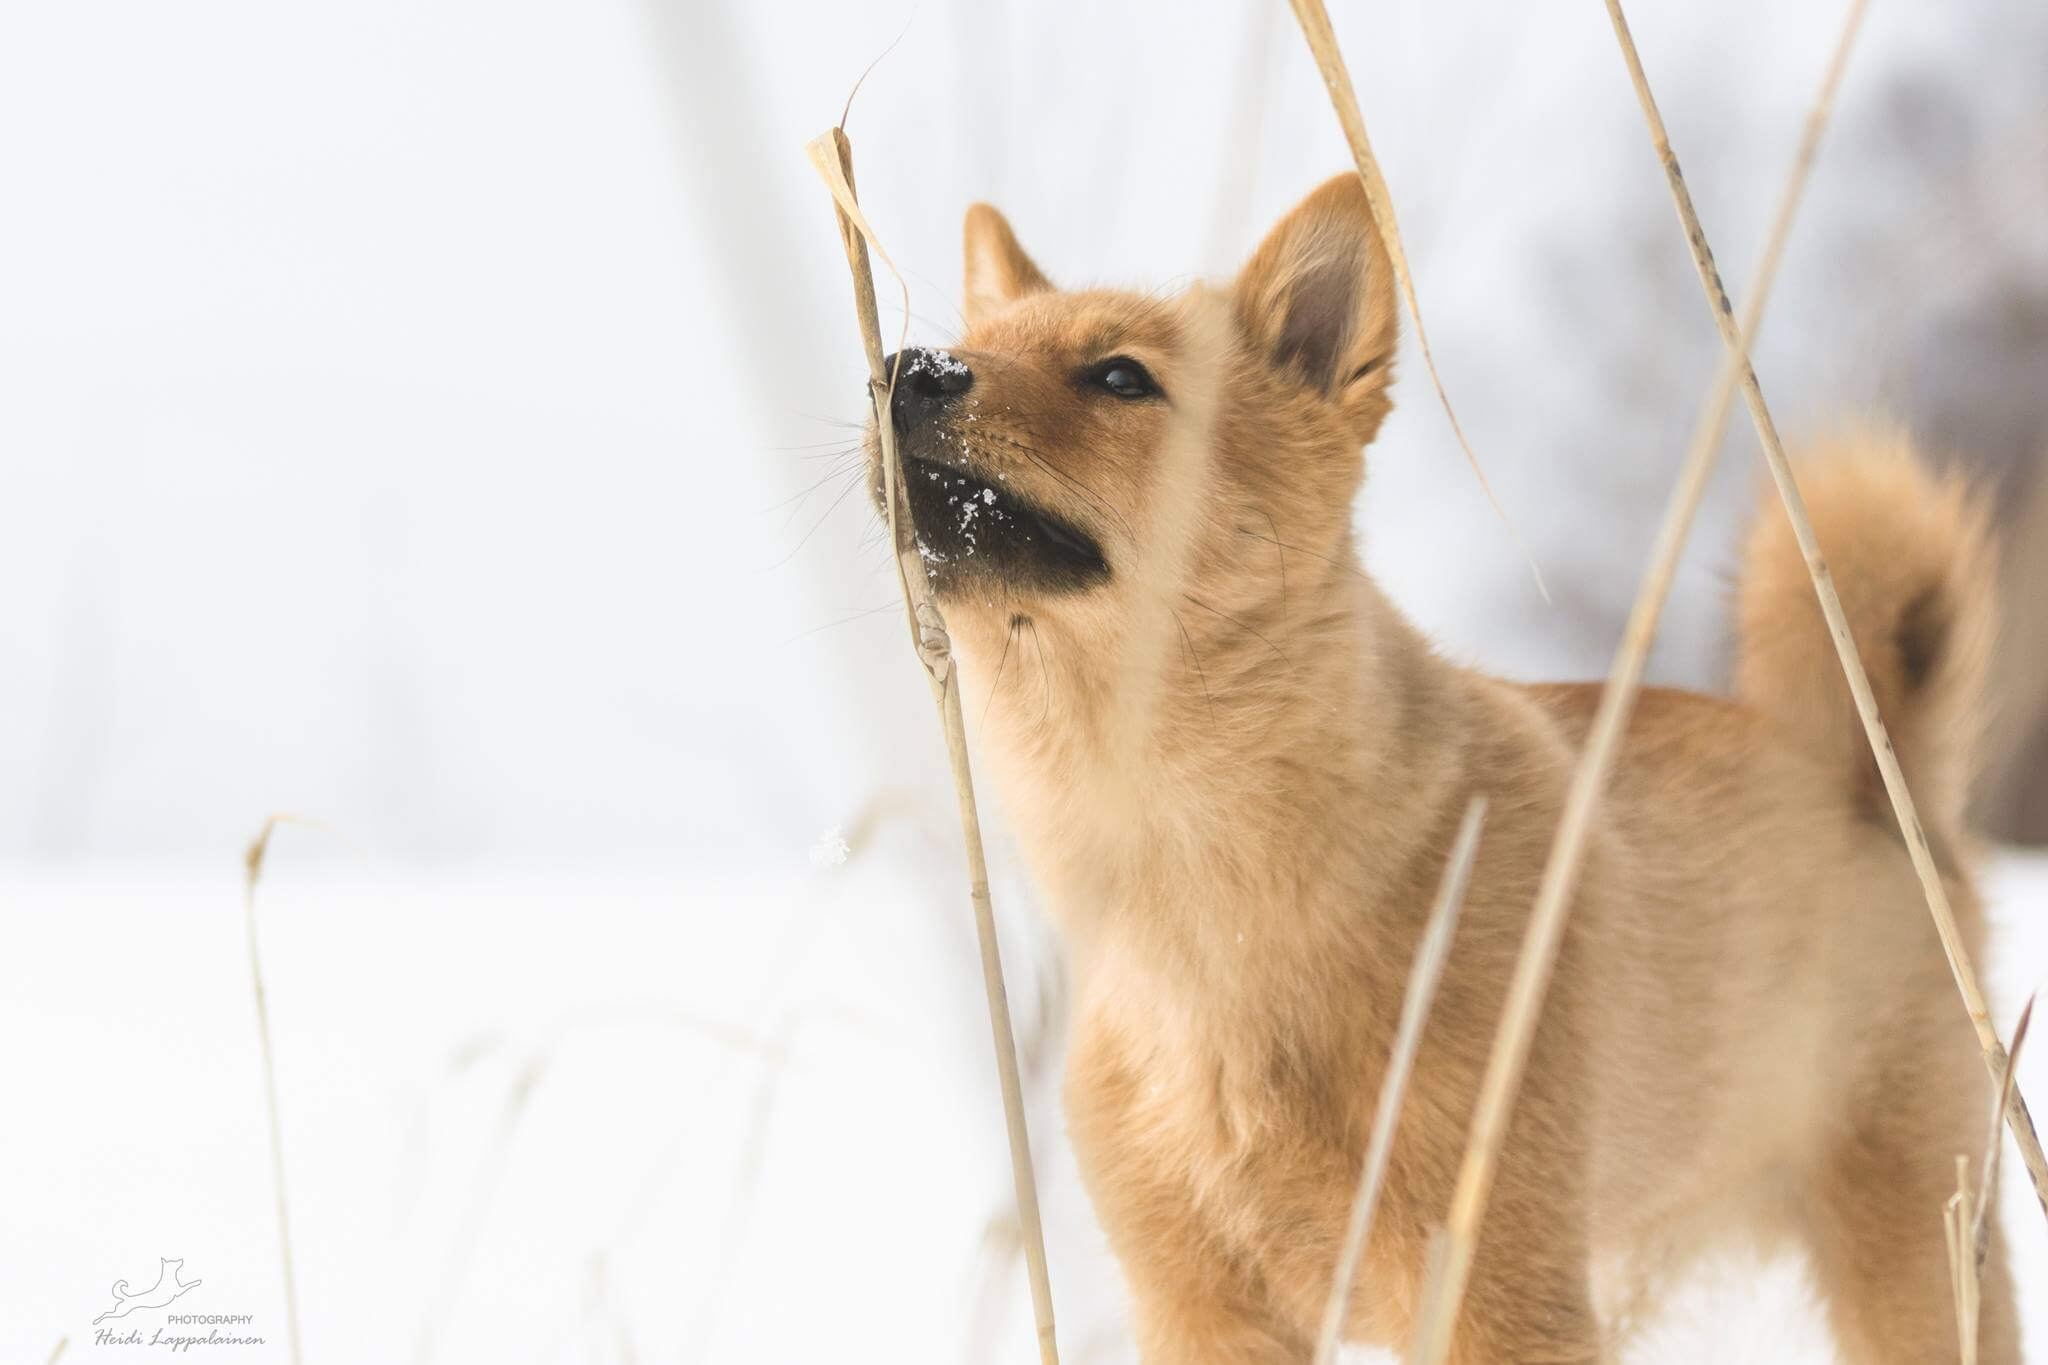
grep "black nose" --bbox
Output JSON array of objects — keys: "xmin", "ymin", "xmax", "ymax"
[{"xmin": 881, "ymin": 346, "xmax": 973, "ymax": 429}]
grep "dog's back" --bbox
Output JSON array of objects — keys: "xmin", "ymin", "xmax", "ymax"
[{"xmin": 1503, "ymin": 432, "xmax": 2011, "ymax": 1358}]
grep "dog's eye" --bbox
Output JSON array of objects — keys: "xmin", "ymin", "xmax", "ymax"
[{"xmin": 1087, "ymin": 358, "xmax": 1160, "ymax": 400}]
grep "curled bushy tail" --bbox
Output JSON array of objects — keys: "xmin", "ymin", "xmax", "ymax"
[{"xmin": 1735, "ymin": 428, "xmax": 1996, "ymax": 836}]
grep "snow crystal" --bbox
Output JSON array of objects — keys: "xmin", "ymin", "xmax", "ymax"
[
  {"xmin": 905, "ymin": 349, "xmax": 970, "ymax": 379},
  {"xmin": 808, "ymin": 827, "xmax": 851, "ymax": 867}
]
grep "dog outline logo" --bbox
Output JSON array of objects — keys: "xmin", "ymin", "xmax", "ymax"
[{"xmin": 92, "ymin": 1257, "xmax": 202, "ymax": 1324}]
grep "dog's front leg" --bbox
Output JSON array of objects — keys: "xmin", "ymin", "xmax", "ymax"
[
  {"xmin": 1066, "ymin": 1042, "xmax": 1309, "ymax": 1362},
  {"xmin": 1095, "ymin": 1178, "xmax": 1307, "ymax": 1365}
]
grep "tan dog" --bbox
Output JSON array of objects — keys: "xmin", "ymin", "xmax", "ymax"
[{"xmin": 865, "ymin": 174, "xmax": 2015, "ymax": 1363}]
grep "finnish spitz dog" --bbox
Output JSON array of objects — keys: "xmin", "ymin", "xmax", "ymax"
[{"xmin": 864, "ymin": 173, "xmax": 2012, "ymax": 1363}]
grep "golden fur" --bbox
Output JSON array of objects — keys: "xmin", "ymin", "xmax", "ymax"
[{"xmin": 869, "ymin": 174, "xmax": 2015, "ymax": 1362}]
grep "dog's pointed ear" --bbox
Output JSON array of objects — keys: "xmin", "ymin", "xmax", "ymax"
[
  {"xmin": 1232, "ymin": 174, "xmax": 1398, "ymax": 429},
  {"xmin": 963, "ymin": 203, "xmax": 1051, "ymax": 327}
]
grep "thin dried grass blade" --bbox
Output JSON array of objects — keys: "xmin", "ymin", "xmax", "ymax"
[
  {"xmin": 1973, "ymin": 995, "xmax": 2034, "ymax": 1266},
  {"xmin": 1404, "ymin": 1230, "xmax": 1451, "ymax": 1365},
  {"xmin": 1598, "ymin": 0, "xmax": 2048, "ymax": 1225},
  {"xmin": 1285, "ymin": 0, "xmax": 1548, "ymax": 601},
  {"xmin": 414, "ymin": 1054, "xmax": 548, "ymax": 1365},
  {"xmin": 805, "ymin": 126, "xmax": 1060, "ymax": 1364},
  {"xmin": 1944, "ymin": 1187, "xmax": 1963, "ymax": 1341},
  {"xmin": 1946, "ymin": 1156, "xmax": 1980, "ymax": 1365},
  {"xmin": 1403, "ymin": 6, "xmax": 1870, "ymax": 1358},
  {"xmin": 243, "ymin": 815, "xmax": 307, "ymax": 1365},
  {"xmin": 1313, "ymin": 798, "xmax": 1487, "ymax": 1365},
  {"xmin": 806, "ymin": 131, "xmax": 918, "ymax": 620}
]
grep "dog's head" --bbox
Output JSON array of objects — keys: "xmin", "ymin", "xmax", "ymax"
[
  {"xmin": 867, "ymin": 174, "xmax": 1394, "ymax": 612},
  {"xmin": 863, "ymin": 175, "xmax": 1397, "ymax": 756}
]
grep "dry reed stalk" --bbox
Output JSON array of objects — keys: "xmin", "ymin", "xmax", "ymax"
[
  {"xmin": 1945, "ymin": 996, "xmax": 2033, "ymax": 1361},
  {"xmin": 1598, "ymin": 0, "xmax": 2048, "ymax": 1220},
  {"xmin": 1286, "ymin": 0, "xmax": 1546, "ymax": 601},
  {"xmin": 1944, "ymin": 1155, "xmax": 1980, "ymax": 1365},
  {"xmin": 678, "ymin": 1008, "xmax": 801, "ymax": 1365},
  {"xmin": 1405, "ymin": 6, "xmax": 1872, "ymax": 1360},
  {"xmin": 805, "ymin": 125, "xmax": 1059, "ymax": 1365},
  {"xmin": 1972, "ymin": 996, "xmax": 2032, "ymax": 1265},
  {"xmin": 1313, "ymin": 798, "xmax": 1487, "ymax": 1365},
  {"xmin": 243, "ymin": 816, "xmax": 306, "ymax": 1365},
  {"xmin": 413, "ymin": 1053, "xmax": 545, "ymax": 1365}
]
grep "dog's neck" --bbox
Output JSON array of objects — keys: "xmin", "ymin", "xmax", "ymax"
[{"xmin": 956, "ymin": 544, "xmax": 1471, "ymax": 1009}]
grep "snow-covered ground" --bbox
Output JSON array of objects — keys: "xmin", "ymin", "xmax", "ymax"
[{"xmin": 4, "ymin": 845, "xmax": 2044, "ymax": 1363}]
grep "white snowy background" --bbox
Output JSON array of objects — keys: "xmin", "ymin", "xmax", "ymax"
[{"xmin": 2, "ymin": 1, "xmax": 2044, "ymax": 1361}]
